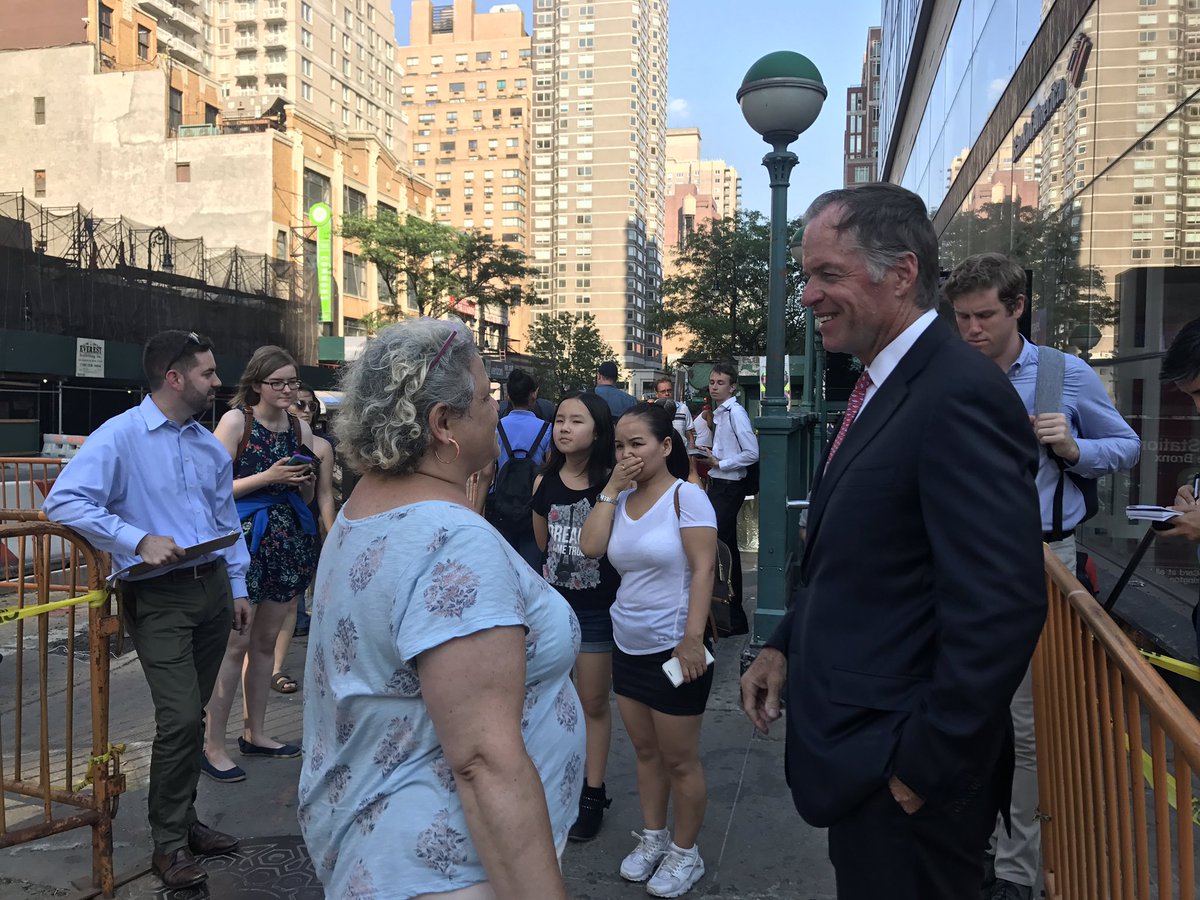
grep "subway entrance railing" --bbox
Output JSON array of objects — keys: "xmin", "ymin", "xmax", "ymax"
[{"xmin": 1035, "ymin": 547, "xmax": 1200, "ymax": 899}]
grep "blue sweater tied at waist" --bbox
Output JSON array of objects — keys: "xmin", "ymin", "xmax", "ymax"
[{"xmin": 236, "ymin": 490, "xmax": 316, "ymax": 555}]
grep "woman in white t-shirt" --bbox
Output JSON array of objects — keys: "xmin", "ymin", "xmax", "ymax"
[{"xmin": 579, "ymin": 402, "xmax": 717, "ymax": 898}]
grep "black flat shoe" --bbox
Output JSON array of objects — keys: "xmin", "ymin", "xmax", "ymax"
[{"xmin": 237, "ymin": 736, "xmax": 301, "ymax": 759}]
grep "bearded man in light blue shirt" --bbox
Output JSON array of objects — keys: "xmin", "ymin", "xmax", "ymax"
[{"xmin": 43, "ymin": 330, "xmax": 251, "ymax": 890}]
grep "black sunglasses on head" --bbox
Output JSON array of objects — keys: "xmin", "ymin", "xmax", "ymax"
[{"xmin": 166, "ymin": 332, "xmax": 209, "ymax": 372}]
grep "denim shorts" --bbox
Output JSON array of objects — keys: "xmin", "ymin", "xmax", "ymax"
[{"xmin": 574, "ymin": 606, "xmax": 614, "ymax": 653}]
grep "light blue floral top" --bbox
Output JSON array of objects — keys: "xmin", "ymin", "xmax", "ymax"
[{"xmin": 298, "ymin": 501, "xmax": 585, "ymax": 899}]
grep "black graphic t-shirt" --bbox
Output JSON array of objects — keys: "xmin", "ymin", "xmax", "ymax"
[{"xmin": 531, "ymin": 470, "xmax": 621, "ymax": 611}]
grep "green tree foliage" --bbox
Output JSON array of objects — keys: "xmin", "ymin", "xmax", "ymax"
[
  {"xmin": 341, "ymin": 216, "xmax": 535, "ymax": 345},
  {"xmin": 938, "ymin": 199, "xmax": 1115, "ymax": 349},
  {"xmin": 655, "ymin": 210, "xmax": 806, "ymax": 359},
  {"xmin": 525, "ymin": 312, "xmax": 617, "ymax": 401},
  {"xmin": 341, "ymin": 212, "xmax": 460, "ymax": 322},
  {"xmin": 447, "ymin": 231, "xmax": 539, "ymax": 351}
]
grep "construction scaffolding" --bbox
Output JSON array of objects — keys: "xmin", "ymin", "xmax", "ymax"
[
  {"xmin": 0, "ymin": 192, "xmax": 294, "ymax": 299},
  {"xmin": 0, "ymin": 192, "xmax": 317, "ymax": 366}
]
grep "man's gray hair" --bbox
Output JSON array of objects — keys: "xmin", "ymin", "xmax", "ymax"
[
  {"xmin": 335, "ymin": 318, "xmax": 477, "ymax": 475},
  {"xmin": 803, "ymin": 184, "xmax": 941, "ymax": 310}
]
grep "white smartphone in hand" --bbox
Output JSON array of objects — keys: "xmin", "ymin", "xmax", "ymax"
[{"xmin": 662, "ymin": 647, "xmax": 715, "ymax": 687}]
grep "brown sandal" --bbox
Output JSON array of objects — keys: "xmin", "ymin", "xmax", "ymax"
[{"xmin": 270, "ymin": 672, "xmax": 298, "ymax": 694}]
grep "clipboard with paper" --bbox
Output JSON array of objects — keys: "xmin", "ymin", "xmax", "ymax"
[{"xmin": 108, "ymin": 531, "xmax": 241, "ymax": 583}]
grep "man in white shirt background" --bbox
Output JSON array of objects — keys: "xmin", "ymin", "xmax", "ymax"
[
  {"xmin": 655, "ymin": 376, "xmax": 695, "ymax": 446},
  {"xmin": 696, "ymin": 362, "xmax": 758, "ymax": 635}
]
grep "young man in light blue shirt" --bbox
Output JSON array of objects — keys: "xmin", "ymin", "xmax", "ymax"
[
  {"xmin": 484, "ymin": 368, "xmax": 552, "ymax": 568},
  {"xmin": 43, "ymin": 330, "xmax": 251, "ymax": 890},
  {"xmin": 947, "ymin": 254, "xmax": 1140, "ymax": 900}
]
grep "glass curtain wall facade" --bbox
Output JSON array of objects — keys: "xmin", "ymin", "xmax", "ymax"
[{"xmin": 889, "ymin": 0, "xmax": 1200, "ymax": 600}]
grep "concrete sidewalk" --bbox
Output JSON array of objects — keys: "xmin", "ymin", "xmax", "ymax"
[{"xmin": 1, "ymin": 557, "xmax": 836, "ymax": 899}]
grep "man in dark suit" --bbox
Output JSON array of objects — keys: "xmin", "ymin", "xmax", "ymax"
[{"xmin": 740, "ymin": 183, "xmax": 1046, "ymax": 899}]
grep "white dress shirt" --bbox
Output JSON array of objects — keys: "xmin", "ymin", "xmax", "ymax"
[
  {"xmin": 859, "ymin": 309, "xmax": 938, "ymax": 417},
  {"xmin": 709, "ymin": 397, "xmax": 759, "ymax": 481}
]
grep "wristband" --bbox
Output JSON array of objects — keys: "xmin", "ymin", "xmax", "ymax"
[{"xmin": 597, "ymin": 493, "xmax": 618, "ymax": 505}]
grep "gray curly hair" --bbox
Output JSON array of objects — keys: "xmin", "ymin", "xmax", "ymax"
[{"xmin": 334, "ymin": 318, "xmax": 478, "ymax": 475}]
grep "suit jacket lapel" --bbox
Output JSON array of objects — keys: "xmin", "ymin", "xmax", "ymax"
[{"xmin": 802, "ymin": 317, "xmax": 954, "ymax": 574}]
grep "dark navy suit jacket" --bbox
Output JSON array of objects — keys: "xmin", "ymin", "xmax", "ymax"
[{"xmin": 765, "ymin": 315, "xmax": 1045, "ymax": 828}]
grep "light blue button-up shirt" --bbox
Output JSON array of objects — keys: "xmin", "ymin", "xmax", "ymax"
[
  {"xmin": 43, "ymin": 395, "xmax": 250, "ymax": 595},
  {"xmin": 1007, "ymin": 338, "xmax": 1141, "ymax": 532}
]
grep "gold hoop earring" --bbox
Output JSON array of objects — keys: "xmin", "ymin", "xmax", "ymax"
[{"xmin": 434, "ymin": 438, "xmax": 461, "ymax": 466}]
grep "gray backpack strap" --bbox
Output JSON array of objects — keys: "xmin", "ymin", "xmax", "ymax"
[
  {"xmin": 1036, "ymin": 344, "xmax": 1073, "ymax": 540},
  {"xmin": 1035, "ymin": 345, "xmax": 1065, "ymax": 416}
]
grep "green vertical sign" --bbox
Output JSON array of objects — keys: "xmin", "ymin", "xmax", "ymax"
[{"xmin": 309, "ymin": 202, "xmax": 333, "ymax": 323}]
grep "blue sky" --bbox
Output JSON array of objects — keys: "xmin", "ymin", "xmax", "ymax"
[{"xmin": 391, "ymin": 0, "xmax": 883, "ymax": 215}]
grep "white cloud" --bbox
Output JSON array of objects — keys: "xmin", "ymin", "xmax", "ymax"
[{"xmin": 667, "ymin": 97, "xmax": 691, "ymax": 121}]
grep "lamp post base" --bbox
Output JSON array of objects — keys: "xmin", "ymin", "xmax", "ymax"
[{"xmin": 753, "ymin": 411, "xmax": 804, "ymax": 646}]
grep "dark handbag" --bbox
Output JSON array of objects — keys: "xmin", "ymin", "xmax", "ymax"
[
  {"xmin": 729, "ymin": 422, "xmax": 759, "ymax": 497},
  {"xmin": 709, "ymin": 539, "xmax": 735, "ymax": 634}
]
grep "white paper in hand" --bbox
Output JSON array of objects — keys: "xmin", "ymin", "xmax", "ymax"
[{"xmin": 1125, "ymin": 505, "xmax": 1182, "ymax": 523}]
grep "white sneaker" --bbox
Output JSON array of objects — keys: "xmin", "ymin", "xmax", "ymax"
[
  {"xmin": 646, "ymin": 842, "xmax": 705, "ymax": 898},
  {"xmin": 619, "ymin": 829, "xmax": 670, "ymax": 882}
]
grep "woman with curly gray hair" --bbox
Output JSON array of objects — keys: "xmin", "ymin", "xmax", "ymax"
[{"xmin": 298, "ymin": 319, "xmax": 585, "ymax": 900}]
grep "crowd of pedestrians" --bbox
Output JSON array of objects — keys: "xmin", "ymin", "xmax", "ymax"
[{"xmin": 43, "ymin": 181, "xmax": 1193, "ymax": 900}]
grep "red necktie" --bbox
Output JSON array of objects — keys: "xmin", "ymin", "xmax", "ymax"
[{"xmin": 826, "ymin": 370, "xmax": 873, "ymax": 465}]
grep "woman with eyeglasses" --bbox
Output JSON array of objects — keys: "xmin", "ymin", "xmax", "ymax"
[
  {"xmin": 298, "ymin": 319, "xmax": 583, "ymax": 900},
  {"xmin": 270, "ymin": 386, "xmax": 334, "ymax": 687},
  {"xmin": 202, "ymin": 345, "xmax": 318, "ymax": 783}
]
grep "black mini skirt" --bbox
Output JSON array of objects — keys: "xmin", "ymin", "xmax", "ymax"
[{"xmin": 612, "ymin": 644, "xmax": 714, "ymax": 716}]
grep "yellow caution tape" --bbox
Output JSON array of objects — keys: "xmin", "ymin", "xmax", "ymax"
[
  {"xmin": 0, "ymin": 589, "xmax": 108, "ymax": 626},
  {"xmin": 1125, "ymin": 734, "xmax": 1200, "ymax": 826},
  {"xmin": 1138, "ymin": 746, "xmax": 1200, "ymax": 827},
  {"xmin": 75, "ymin": 743, "xmax": 126, "ymax": 792},
  {"xmin": 1141, "ymin": 650, "xmax": 1200, "ymax": 683}
]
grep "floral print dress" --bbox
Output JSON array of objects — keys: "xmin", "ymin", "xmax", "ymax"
[
  {"xmin": 298, "ymin": 502, "xmax": 585, "ymax": 898},
  {"xmin": 236, "ymin": 414, "xmax": 318, "ymax": 604}
]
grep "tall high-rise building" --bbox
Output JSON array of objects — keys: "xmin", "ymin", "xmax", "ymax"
[
  {"xmin": 664, "ymin": 128, "xmax": 740, "ymax": 228},
  {"xmin": 844, "ymin": 25, "xmax": 881, "ymax": 187},
  {"xmin": 529, "ymin": 0, "xmax": 669, "ymax": 390},
  {"xmin": 661, "ymin": 127, "xmax": 739, "ymax": 363},
  {"xmin": 398, "ymin": 1, "xmax": 533, "ymax": 355},
  {"xmin": 401, "ymin": 1, "xmax": 531, "ymax": 243},
  {"xmin": 208, "ymin": 0, "xmax": 404, "ymax": 154}
]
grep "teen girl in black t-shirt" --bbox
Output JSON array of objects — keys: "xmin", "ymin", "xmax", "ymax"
[{"xmin": 532, "ymin": 391, "xmax": 618, "ymax": 843}]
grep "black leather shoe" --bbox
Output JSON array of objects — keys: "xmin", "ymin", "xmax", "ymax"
[
  {"xmin": 152, "ymin": 847, "xmax": 207, "ymax": 889},
  {"xmin": 188, "ymin": 821, "xmax": 239, "ymax": 856}
]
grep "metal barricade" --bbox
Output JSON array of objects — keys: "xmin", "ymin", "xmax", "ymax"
[
  {"xmin": 0, "ymin": 521, "xmax": 125, "ymax": 897},
  {"xmin": 1035, "ymin": 546, "xmax": 1200, "ymax": 899},
  {"xmin": 0, "ymin": 457, "xmax": 70, "ymax": 590}
]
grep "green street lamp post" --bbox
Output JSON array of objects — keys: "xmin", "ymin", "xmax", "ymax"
[
  {"xmin": 737, "ymin": 51, "xmax": 826, "ymax": 644},
  {"xmin": 791, "ymin": 226, "xmax": 829, "ymax": 484}
]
